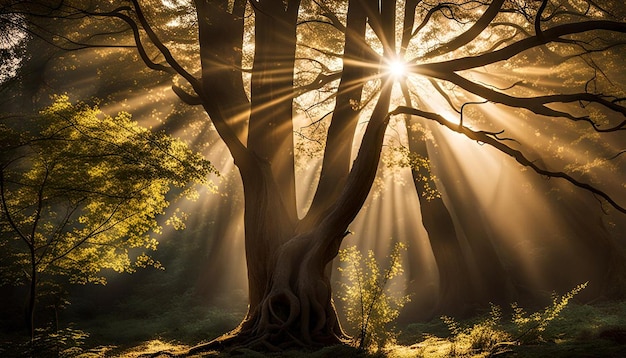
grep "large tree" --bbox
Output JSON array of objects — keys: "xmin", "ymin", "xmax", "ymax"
[{"xmin": 5, "ymin": 0, "xmax": 626, "ymax": 351}]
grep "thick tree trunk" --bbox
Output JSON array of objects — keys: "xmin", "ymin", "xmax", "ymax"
[
  {"xmin": 219, "ymin": 233, "xmax": 347, "ymax": 351},
  {"xmin": 189, "ymin": 79, "xmax": 394, "ymax": 355},
  {"xmin": 190, "ymin": 248, "xmax": 346, "ymax": 352},
  {"xmin": 190, "ymin": 175, "xmax": 350, "ymax": 352},
  {"xmin": 188, "ymin": 0, "xmax": 396, "ymax": 352}
]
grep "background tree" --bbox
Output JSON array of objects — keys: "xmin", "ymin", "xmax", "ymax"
[
  {"xmin": 3, "ymin": 0, "xmax": 625, "ymax": 352},
  {"xmin": 0, "ymin": 95, "xmax": 216, "ymax": 344}
]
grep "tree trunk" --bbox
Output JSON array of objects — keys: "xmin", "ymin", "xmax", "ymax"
[
  {"xmin": 405, "ymin": 122, "xmax": 475, "ymax": 316},
  {"xmin": 190, "ymin": 77, "xmax": 394, "ymax": 355},
  {"xmin": 188, "ymin": 0, "xmax": 396, "ymax": 352},
  {"xmin": 190, "ymin": 163, "xmax": 350, "ymax": 351},
  {"xmin": 193, "ymin": 232, "xmax": 347, "ymax": 352},
  {"xmin": 28, "ymin": 251, "xmax": 37, "ymax": 349},
  {"xmin": 430, "ymin": 128, "xmax": 516, "ymax": 306}
]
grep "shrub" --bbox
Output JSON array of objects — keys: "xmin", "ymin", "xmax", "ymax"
[
  {"xmin": 338, "ymin": 242, "xmax": 410, "ymax": 351},
  {"xmin": 442, "ymin": 304, "xmax": 514, "ymax": 357},
  {"xmin": 511, "ymin": 282, "xmax": 588, "ymax": 344},
  {"xmin": 441, "ymin": 282, "xmax": 588, "ymax": 356}
]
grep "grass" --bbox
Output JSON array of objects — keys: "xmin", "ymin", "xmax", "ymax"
[
  {"xmin": 3, "ymin": 295, "xmax": 624, "ymax": 357},
  {"xmin": 99, "ymin": 301, "xmax": 626, "ymax": 358}
]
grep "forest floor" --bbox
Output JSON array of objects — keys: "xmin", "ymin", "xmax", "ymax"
[
  {"xmin": 87, "ymin": 300, "xmax": 626, "ymax": 357},
  {"xmin": 2, "ymin": 297, "xmax": 626, "ymax": 357}
]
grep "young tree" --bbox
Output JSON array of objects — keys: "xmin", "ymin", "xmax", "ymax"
[
  {"xmin": 5, "ymin": 0, "xmax": 626, "ymax": 351},
  {"xmin": 0, "ymin": 95, "xmax": 216, "ymax": 343}
]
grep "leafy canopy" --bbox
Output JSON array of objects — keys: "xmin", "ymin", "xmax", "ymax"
[{"xmin": 0, "ymin": 95, "xmax": 217, "ymax": 285}]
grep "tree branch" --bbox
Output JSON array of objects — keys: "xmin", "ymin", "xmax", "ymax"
[
  {"xmin": 0, "ymin": 167, "xmax": 31, "ymax": 246},
  {"xmin": 390, "ymin": 106, "xmax": 626, "ymax": 214},
  {"xmin": 128, "ymin": 0, "xmax": 201, "ymax": 92},
  {"xmin": 417, "ymin": 20, "xmax": 626, "ymax": 72},
  {"xmin": 428, "ymin": 71, "xmax": 625, "ymax": 132},
  {"xmin": 421, "ymin": 0, "xmax": 506, "ymax": 59}
]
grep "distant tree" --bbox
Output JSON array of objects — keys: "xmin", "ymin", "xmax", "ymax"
[
  {"xmin": 4, "ymin": 0, "xmax": 626, "ymax": 352},
  {"xmin": 0, "ymin": 95, "xmax": 216, "ymax": 343}
]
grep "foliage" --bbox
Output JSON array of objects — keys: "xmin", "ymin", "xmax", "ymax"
[
  {"xmin": 385, "ymin": 145, "xmax": 440, "ymax": 201},
  {"xmin": 439, "ymin": 283, "xmax": 588, "ymax": 357},
  {"xmin": 338, "ymin": 242, "xmax": 411, "ymax": 351},
  {"xmin": 441, "ymin": 304, "xmax": 514, "ymax": 357},
  {"xmin": 31, "ymin": 326, "xmax": 89, "ymax": 358},
  {"xmin": 0, "ymin": 326, "xmax": 92, "ymax": 358},
  {"xmin": 0, "ymin": 95, "xmax": 217, "ymax": 345},
  {"xmin": 511, "ymin": 281, "xmax": 588, "ymax": 344},
  {"xmin": 0, "ymin": 94, "xmax": 216, "ymax": 285}
]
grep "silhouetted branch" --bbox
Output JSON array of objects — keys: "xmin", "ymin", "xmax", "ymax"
[
  {"xmin": 430, "ymin": 72, "xmax": 625, "ymax": 132},
  {"xmin": 172, "ymin": 85, "xmax": 202, "ymax": 106},
  {"xmin": 534, "ymin": 0, "xmax": 548, "ymax": 39},
  {"xmin": 390, "ymin": 106, "xmax": 626, "ymax": 215},
  {"xmin": 608, "ymin": 150, "xmax": 626, "ymax": 160},
  {"xmin": 421, "ymin": 0, "xmax": 506, "ymax": 58},
  {"xmin": 294, "ymin": 71, "xmax": 341, "ymax": 97},
  {"xmin": 310, "ymin": 0, "xmax": 346, "ymax": 33},
  {"xmin": 460, "ymin": 100, "xmax": 488, "ymax": 127},
  {"xmin": 411, "ymin": 4, "xmax": 453, "ymax": 39},
  {"xmin": 417, "ymin": 20, "xmax": 626, "ymax": 72},
  {"xmin": 0, "ymin": 168, "xmax": 31, "ymax": 246},
  {"xmin": 129, "ymin": 0, "xmax": 201, "ymax": 93},
  {"xmin": 94, "ymin": 9, "xmax": 175, "ymax": 74}
]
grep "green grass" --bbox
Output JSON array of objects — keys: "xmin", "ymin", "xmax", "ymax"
[
  {"xmin": 4, "ymin": 299, "xmax": 624, "ymax": 357},
  {"xmin": 100, "ymin": 301, "xmax": 626, "ymax": 357}
]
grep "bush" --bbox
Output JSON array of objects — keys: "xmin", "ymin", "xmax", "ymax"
[
  {"xmin": 440, "ymin": 282, "xmax": 588, "ymax": 357},
  {"xmin": 442, "ymin": 304, "xmax": 515, "ymax": 357},
  {"xmin": 511, "ymin": 282, "xmax": 588, "ymax": 344},
  {"xmin": 338, "ymin": 242, "xmax": 410, "ymax": 351}
]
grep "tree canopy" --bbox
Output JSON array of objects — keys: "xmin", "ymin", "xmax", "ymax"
[{"xmin": 0, "ymin": 95, "xmax": 216, "ymax": 342}]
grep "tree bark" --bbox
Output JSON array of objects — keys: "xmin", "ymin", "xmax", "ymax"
[
  {"xmin": 405, "ymin": 121, "xmax": 475, "ymax": 316},
  {"xmin": 28, "ymin": 252, "xmax": 37, "ymax": 346}
]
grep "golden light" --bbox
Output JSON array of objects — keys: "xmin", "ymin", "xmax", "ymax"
[{"xmin": 387, "ymin": 59, "xmax": 408, "ymax": 79}]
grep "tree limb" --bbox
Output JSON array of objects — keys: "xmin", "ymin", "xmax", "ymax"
[
  {"xmin": 390, "ymin": 106, "xmax": 626, "ymax": 214},
  {"xmin": 421, "ymin": 0, "xmax": 506, "ymax": 59},
  {"xmin": 417, "ymin": 20, "xmax": 626, "ymax": 71}
]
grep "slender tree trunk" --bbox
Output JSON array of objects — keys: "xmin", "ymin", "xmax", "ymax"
[
  {"xmin": 405, "ymin": 121, "xmax": 475, "ymax": 316},
  {"xmin": 303, "ymin": 0, "xmax": 368, "ymax": 228},
  {"xmin": 28, "ymin": 251, "xmax": 37, "ymax": 350},
  {"xmin": 430, "ymin": 128, "xmax": 516, "ymax": 306}
]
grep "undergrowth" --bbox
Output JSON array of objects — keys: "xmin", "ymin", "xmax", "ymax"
[
  {"xmin": 405, "ymin": 282, "xmax": 602, "ymax": 358},
  {"xmin": 338, "ymin": 242, "xmax": 411, "ymax": 351}
]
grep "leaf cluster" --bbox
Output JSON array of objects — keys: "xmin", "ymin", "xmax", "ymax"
[
  {"xmin": 0, "ymin": 95, "xmax": 217, "ymax": 286},
  {"xmin": 385, "ymin": 145, "xmax": 440, "ymax": 201}
]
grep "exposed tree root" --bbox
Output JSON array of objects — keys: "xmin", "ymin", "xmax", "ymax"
[
  {"xmin": 184, "ymin": 325, "xmax": 347, "ymax": 356},
  {"xmin": 184, "ymin": 269, "xmax": 348, "ymax": 356}
]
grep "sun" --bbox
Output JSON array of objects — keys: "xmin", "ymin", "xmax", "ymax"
[{"xmin": 386, "ymin": 59, "xmax": 408, "ymax": 79}]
